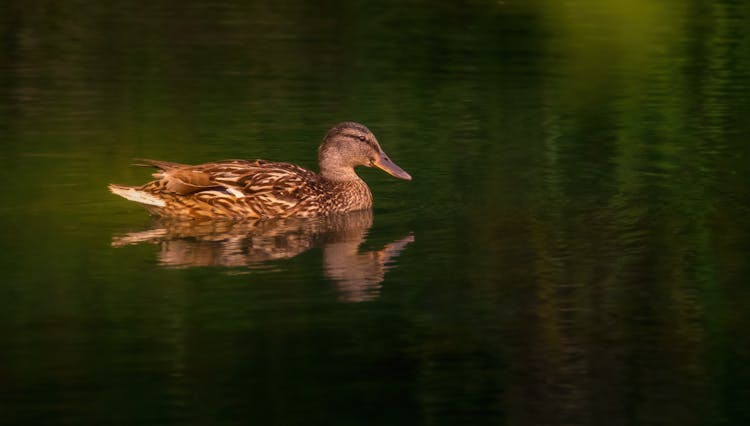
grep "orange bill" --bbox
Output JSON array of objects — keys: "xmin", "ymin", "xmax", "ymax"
[{"xmin": 373, "ymin": 152, "xmax": 412, "ymax": 181}]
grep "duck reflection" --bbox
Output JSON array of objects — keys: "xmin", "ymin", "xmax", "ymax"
[{"xmin": 112, "ymin": 210, "xmax": 413, "ymax": 302}]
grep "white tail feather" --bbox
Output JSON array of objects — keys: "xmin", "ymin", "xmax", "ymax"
[{"xmin": 108, "ymin": 185, "xmax": 166, "ymax": 207}]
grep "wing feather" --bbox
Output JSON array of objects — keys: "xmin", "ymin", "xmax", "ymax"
[{"xmin": 130, "ymin": 159, "xmax": 322, "ymax": 218}]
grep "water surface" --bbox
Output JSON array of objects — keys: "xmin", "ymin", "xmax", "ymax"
[{"xmin": 1, "ymin": 1, "xmax": 749, "ymax": 425}]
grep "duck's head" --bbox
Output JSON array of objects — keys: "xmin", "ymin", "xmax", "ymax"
[{"xmin": 318, "ymin": 122, "xmax": 412, "ymax": 182}]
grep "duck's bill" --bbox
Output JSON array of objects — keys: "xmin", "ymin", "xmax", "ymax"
[{"xmin": 373, "ymin": 154, "xmax": 412, "ymax": 181}]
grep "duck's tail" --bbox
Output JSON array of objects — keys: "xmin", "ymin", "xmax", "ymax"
[{"xmin": 108, "ymin": 184, "xmax": 166, "ymax": 207}]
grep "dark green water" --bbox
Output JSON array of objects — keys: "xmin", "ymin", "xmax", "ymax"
[{"xmin": 2, "ymin": 1, "xmax": 750, "ymax": 425}]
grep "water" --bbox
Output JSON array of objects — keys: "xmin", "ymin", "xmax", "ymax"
[{"xmin": 2, "ymin": 0, "xmax": 749, "ymax": 424}]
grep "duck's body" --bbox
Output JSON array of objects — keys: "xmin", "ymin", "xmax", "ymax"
[
  {"xmin": 108, "ymin": 122, "xmax": 410, "ymax": 219},
  {"xmin": 109, "ymin": 158, "xmax": 374, "ymax": 219}
]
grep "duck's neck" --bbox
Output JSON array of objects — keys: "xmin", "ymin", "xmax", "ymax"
[{"xmin": 319, "ymin": 162, "xmax": 362, "ymax": 182}]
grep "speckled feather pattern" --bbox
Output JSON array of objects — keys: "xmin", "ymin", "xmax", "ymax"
[{"xmin": 129, "ymin": 160, "xmax": 373, "ymax": 219}]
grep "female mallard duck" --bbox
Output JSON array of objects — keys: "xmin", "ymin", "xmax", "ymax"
[{"xmin": 108, "ymin": 122, "xmax": 411, "ymax": 219}]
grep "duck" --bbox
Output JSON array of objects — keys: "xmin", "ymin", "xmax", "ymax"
[{"xmin": 108, "ymin": 122, "xmax": 411, "ymax": 219}]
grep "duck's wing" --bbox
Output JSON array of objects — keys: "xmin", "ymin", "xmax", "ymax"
[
  {"xmin": 134, "ymin": 159, "xmax": 321, "ymax": 218},
  {"xmin": 209, "ymin": 160, "xmax": 321, "ymax": 216},
  {"xmin": 137, "ymin": 159, "xmax": 226, "ymax": 195}
]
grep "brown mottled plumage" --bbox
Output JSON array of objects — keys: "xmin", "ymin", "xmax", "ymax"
[{"xmin": 108, "ymin": 122, "xmax": 411, "ymax": 219}]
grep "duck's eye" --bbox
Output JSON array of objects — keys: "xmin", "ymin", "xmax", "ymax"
[{"xmin": 358, "ymin": 135, "xmax": 366, "ymax": 142}]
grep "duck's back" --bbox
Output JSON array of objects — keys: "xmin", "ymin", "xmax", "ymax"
[{"xmin": 109, "ymin": 159, "xmax": 372, "ymax": 219}]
